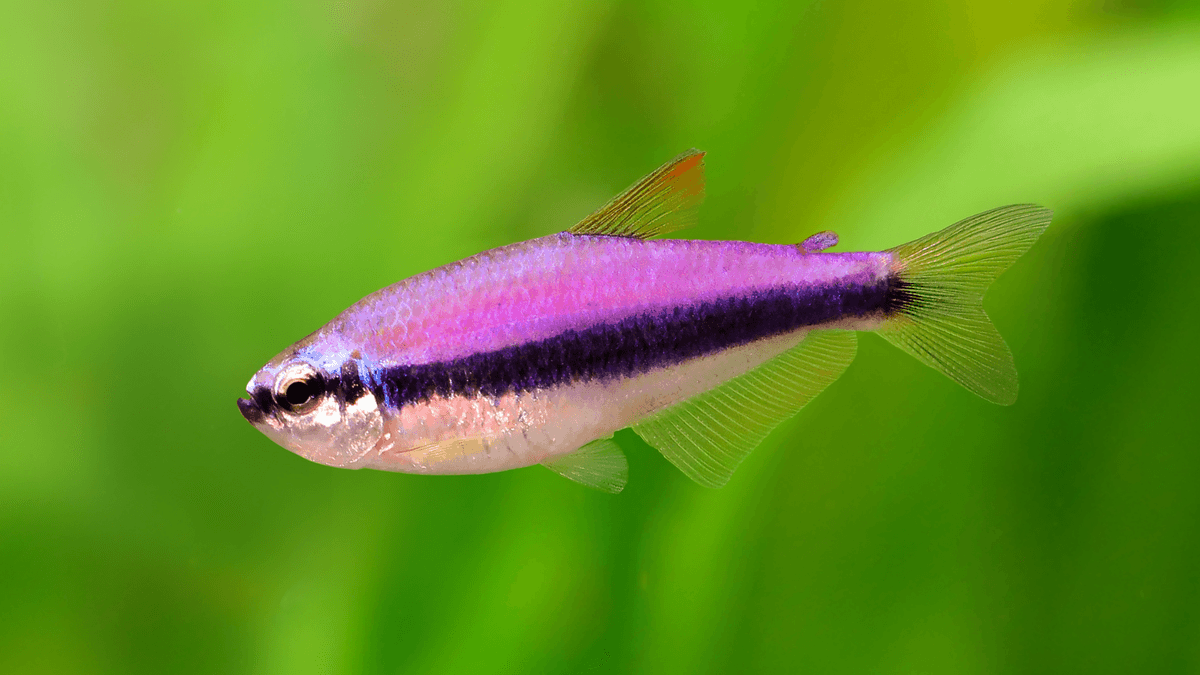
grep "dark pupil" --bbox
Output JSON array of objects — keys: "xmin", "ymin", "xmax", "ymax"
[{"xmin": 285, "ymin": 380, "xmax": 314, "ymax": 406}]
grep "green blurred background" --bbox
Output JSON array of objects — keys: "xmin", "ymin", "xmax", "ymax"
[{"xmin": 2, "ymin": 0, "xmax": 1199, "ymax": 672}]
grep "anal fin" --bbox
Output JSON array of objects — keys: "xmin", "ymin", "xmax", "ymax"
[
  {"xmin": 632, "ymin": 330, "xmax": 857, "ymax": 488},
  {"xmin": 542, "ymin": 436, "xmax": 628, "ymax": 493}
]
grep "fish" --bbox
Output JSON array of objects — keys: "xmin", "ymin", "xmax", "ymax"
[{"xmin": 237, "ymin": 150, "xmax": 1051, "ymax": 492}]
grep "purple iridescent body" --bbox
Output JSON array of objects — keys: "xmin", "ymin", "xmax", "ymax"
[
  {"xmin": 238, "ymin": 150, "xmax": 1052, "ymax": 491},
  {"xmin": 283, "ymin": 234, "xmax": 887, "ymax": 469},
  {"xmin": 341, "ymin": 234, "xmax": 891, "ymax": 370}
]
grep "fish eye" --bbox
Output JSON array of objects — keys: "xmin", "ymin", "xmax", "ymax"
[
  {"xmin": 274, "ymin": 364, "xmax": 325, "ymax": 413},
  {"xmin": 285, "ymin": 380, "xmax": 314, "ymax": 406}
]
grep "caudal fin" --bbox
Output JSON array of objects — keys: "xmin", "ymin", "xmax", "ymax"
[{"xmin": 880, "ymin": 204, "xmax": 1053, "ymax": 405}]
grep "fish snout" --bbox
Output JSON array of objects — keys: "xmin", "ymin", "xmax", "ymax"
[{"xmin": 237, "ymin": 397, "xmax": 266, "ymax": 425}]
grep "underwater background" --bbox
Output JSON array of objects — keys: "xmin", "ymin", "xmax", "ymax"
[{"xmin": 2, "ymin": 0, "xmax": 1199, "ymax": 673}]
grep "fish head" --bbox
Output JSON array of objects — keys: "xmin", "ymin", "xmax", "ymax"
[{"xmin": 237, "ymin": 340, "xmax": 384, "ymax": 468}]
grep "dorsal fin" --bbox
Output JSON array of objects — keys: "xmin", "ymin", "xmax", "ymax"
[{"xmin": 567, "ymin": 149, "xmax": 705, "ymax": 239}]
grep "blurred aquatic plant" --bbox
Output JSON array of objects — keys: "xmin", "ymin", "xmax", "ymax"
[{"xmin": 1, "ymin": 1, "xmax": 1199, "ymax": 673}]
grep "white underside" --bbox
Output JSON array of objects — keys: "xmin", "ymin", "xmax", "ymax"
[{"xmin": 359, "ymin": 318, "xmax": 873, "ymax": 475}]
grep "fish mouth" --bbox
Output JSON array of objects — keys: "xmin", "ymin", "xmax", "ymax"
[{"xmin": 237, "ymin": 396, "xmax": 267, "ymax": 425}]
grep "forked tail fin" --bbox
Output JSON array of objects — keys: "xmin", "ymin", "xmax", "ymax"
[{"xmin": 880, "ymin": 204, "xmax": 1053, "ymax": 405}]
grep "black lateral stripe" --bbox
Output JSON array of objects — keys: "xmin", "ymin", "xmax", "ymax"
[
  {"xmin": 338, "ymin": 360, "xmax": 369, "ymax": 403},
  {"xmin": 252, "ymin": 385, "xmax": 275, "ymax": 415},
  {"xmin": 883, "ymin": 272, "xmax": 920, "ymax": 316},
  {"xmin": 379, "ymin": 281, "xmax": 889, "ymax": 407}
]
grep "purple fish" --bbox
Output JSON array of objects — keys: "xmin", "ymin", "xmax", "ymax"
[{"xmin": 238, "ymin": 150, "xmax": 1051, "ymax": 491}]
